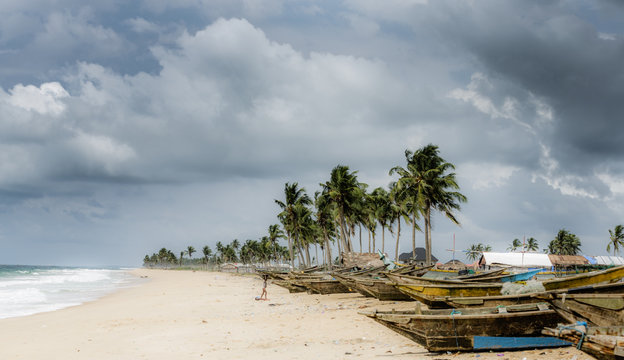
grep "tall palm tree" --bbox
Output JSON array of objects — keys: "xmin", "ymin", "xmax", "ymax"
[
  {"xmin": 466, "ymin": 243, "xmax": 491, "ymax": 262},
  {"xmin": 391, "ymin": 145, "xmax": 465, "ymax": 265},
  {"xmin": 186, "ymin": 246, "xmax": 196, "ymax": 260},
  {"xmin": 320, "ymin": 165, "xmax": 364, "ymax": 255},
  {"xmin": 268, "ymin": 224, "xmax": 285, "ymax": 264},
  {"xmin": 275, "ymin": 182, "xmax": 312, "ymax": 268},
  {"xmin": 314, "ymin": 191, "xmax": 336, "ymax": 270},
  {"xmin": 371, "ymin": 187, "xmax": 391, "ymax": 254},
  {"xmin": 548, "ymin": 229, "xmax": 582, "ymax": 255},
  {"xmin": 507, "ymin": 239, "xmax": 521, "ymax": 252},
  {"xmin": 608, "ymin": 225, "xmax": 624, "ymax": 256},
  {"xmin": 389, "ymin": 181, "xmax": 409, "ymax": 261},
  {"xmin": 525, "ymin": 237, "xmax": 539, "ymax": 252},
  {"xmin": 202, "ymin": 245, "xmax": 212, "ymax": 267}
]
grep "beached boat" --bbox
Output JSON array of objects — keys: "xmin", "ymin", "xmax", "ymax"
[
  {"xmin": 390, "ymin": 265, "xmax": 624, "ymax": 308},
  {"xmin": 360, "ymin": 303, "xmax": 569, "ymax": 352},
  {"xmin": 543, "ymin": 323, "xmax": 624, "ymax": 360},
  {"xmin": 352, "ymin": 277, "xmax": 412, "ymax": 301},
  {"xmin": 455, "ymin": 268, "xmax": 505, "ymax": 280},
  {"xmin": 272, "ymin": 279, "xmax": 308, "ymax": 293},
  {"xmin": 443, "ymin": 281, "xmax": 624, "ymax": 308},
  {"xmin": 542, "ymin": 293, "xmax": 624, "ymax": 327},
  {"xmin": 385, "ymin": 272, "xmax": 482, "ymax": 286},
  {"xmin": 468, "ymin": 269, "xmax": 543, "ymax": 283},
  {"xmin": 297, "ymin": 279, "xmax": 353, "ymax": 295}
]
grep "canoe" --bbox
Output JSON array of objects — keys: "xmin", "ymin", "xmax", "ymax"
[
  {"xmin": 543, "ymin": 324, "xmax": 624, "ymax": 360},
  {"xmin": 386, "ymin": 272, "xmax": 483, "ymax": 286},
  {"xmin": 391, "ymin": 265, "xmax": 624, "ymax": 308},
  {"xmin": 272, "ymin": 279, "xmax": 307, "ymax": 293},
  {"xmin": 469, "ymin": 269, "xmax": 543, "ymax": 283},
  {"xmin": 360, "ymin": 303, "xmax": 569, "ymax": 352},
  {"xmin": 543, "ymin": 293, "xmax": 624, "ymax": 327},
  {"xmin": 296, "ymin": 279, "xmax": 354, "ymax": 295},
  {"xmin": 444, "ymin": 282, "xmax": 624, "ymax": 308},
  {"xmin": 455, "ymin": 268, "xmax": 505, "ymax": 280},
  {"xmin": 352, "ymin": 277, "xmax": 412, "ymax": 301}
]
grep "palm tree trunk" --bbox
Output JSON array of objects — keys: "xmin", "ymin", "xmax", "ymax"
[
  {"xmin": 287, "ymin": 232, "xmax": 294, "ymax": 269},
  {"xmin": 411, "ymin": 211, "xmax": 416, "ymax": 258},
  {"xmin": 381, "ymin": 225, "xmax": 385, "ymax": 254},
  {"xmin": 315, "ymin": 243, "xmax": 319, "ymax": 266},
  {"xmin": 425, "ymin": 206, "xmax": 431, "ymax": 265},
  {"xmin": 368, "ymin": 229, "xmax": 371, "ymax": 252},
  {"xmin": 395, "ymin": 217, "xmax": 401, "ymax": 261},
  {"xmin": 359, "ymin": 224, "xmax": 362, "ymax": 253},
  {"xmin": 297, "ymin": 244, "xmax": 306, "ymax": 268},
  {"xmin": 372, "ymin": 232, "xmax": 376, "ymax": 252},
  {"xmin": 304, "ymin": 245, "xmax": 311, "ymax": 266},
  {"xmin": 324, "ymin": 230, "xmax": 333, "ymax": 270}
]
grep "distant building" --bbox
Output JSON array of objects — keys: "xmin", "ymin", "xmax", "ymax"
[
  {"xmin": 399, "ymin": 248, "xmax": 438, "ymax": 266},
  {"xmin": 438, "ymin": 259, "xmax": 467, "ymax": 271}
]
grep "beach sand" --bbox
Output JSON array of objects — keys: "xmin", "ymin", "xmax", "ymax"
[{"xmin": 0, "ymin": 269, "xmax": 593, "ymax": 359}]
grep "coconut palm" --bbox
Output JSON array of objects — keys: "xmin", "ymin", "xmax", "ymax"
[
  {"xmin": 186, "ymin": 246, "xmax": 195, "ymax": 260},
  {"xmin": 507, "ymin": 239, "xmax": 522, "ymax": 252},
  {"xmin": 525, "ymin": 237, "xmax": 539, "ymax": 252},
  {"xmin": 548, "ymin": 229, "xmax": 582, "ymax": 255},
  {"xmin": 202, "ymin": 245, "xmax": 212, "ymax": 266},
  {"xmin": 275, "ymin": 182, "xmax": 312, "ymax": 268},
  {"xmin": 314, "ymin": 191, "xmax": 336, "ymax": 269},
  {"xmin": 466, "ymin": 243, "xmax": 491, "ymax": 262},
  {"xmin": 607, "ymin": 225, "xmax": 624, "ymax": 256},
  {"xmin": 391, "ymin": 145, "xmax": 465, "ymax": 265},
  {"xmin": 389, "ymin": 181, "xmax": 410, "ymax": 261},
  {"xmin": 268, "ymin": 224, "xmax": 285, "ymax": 264},
  {"xmin": 371, "ymin": 187, "xmax": 392, "ymax": 253},
  {"xmin": 320, "ymin": 165, "xmax": 364, "ymax": 254}
]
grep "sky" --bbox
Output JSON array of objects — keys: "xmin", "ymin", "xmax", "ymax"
[{"xmin": 1, "ymin": 0, "xmax": 624, "ymax": 266}]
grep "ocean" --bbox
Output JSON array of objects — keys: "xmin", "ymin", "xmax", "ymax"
[{"xmin": 0, "ymin": 265, "xmax": 142, "ymax": 319}]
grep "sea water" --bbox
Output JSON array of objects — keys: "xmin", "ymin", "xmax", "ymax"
[{"xmin": 0, "ymin": 265, "xmax": 142, "ymax": 319}]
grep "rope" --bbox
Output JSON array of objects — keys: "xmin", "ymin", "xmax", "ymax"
[{"xmin": 557, "ymin": 321, "xmax": 588, "ymax": 350}]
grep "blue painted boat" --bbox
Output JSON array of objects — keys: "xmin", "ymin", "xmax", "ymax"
[
  {"xmin": 472, "ymin": 336, "xmax": 572, "ymax": 350},
  {"xmin": 470, "ymin": 268, "xmax": 543, "ymax": 283}
]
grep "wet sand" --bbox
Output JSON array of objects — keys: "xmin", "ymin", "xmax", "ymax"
[{"xmin": 0, "ymin": 269, "xmax": 593, "ymax": 359}]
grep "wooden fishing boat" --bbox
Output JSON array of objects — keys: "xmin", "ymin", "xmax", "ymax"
[
  {"xmin": 298, "ymin": 279, "xmax": 353, "ymax": 295},
  {"xmin": 543, "ymin": 324, "xmax": 624, "ymax": 360},
  {"xmin": 468, "ymin": 269, "xmax": 543, "ymax": 283},
  {"xmin": 360, "ymin": 303, "xmax": 569, "ymax": 352},
  {"xmin": 352, "ymin": 277, "xmax": 412, "ymax": 301},
  {"xmin": 272, "ymin": 279, "xmax": 307, "ymax": 293},
  {"xmin": 542, "ymin": 265, "xmax": 624, "ymax": 291},
  {"xmin": 542, "ymin": 293, "xmax": 624, "ymax": 327},
  {"xmin": 444, "ymin": 282, "xmax": 624, "ymax": 308},
  {"xmin": 390, "ymin": 265, "xmax": 624, "ymax": 308},
  {"xmin": 455, "ymin": 268, "xmax": 505, "ymax": 280},
  {"xmin": 386, "ymin": 272, "xmax": 483, "ymax": 286}
]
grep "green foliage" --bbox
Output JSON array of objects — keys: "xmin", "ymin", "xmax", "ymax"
[
  {"xmin": 466, "ymin": 243, "xmax": 491, "ymax": 262},
  {"xmin": 548, "ymin": 229, "xmax": 582, "ymax": 255},
  {"xmin": 608, "ymin": 225, "xmax": 624, "ymax": 256}
]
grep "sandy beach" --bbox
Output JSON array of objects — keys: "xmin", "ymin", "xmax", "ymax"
[{"xmin": 0, "ymin": 269, "xmax": 593, "ymax": 359}]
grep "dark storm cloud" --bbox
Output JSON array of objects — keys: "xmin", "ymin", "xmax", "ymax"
[{"xmin": 428, "ymin": 1, "xmax": 624, "ymax": 174}]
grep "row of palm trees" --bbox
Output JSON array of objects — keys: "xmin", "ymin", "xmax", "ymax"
[
  {"xmin": 143, "ymin": 233, "xmax": 293, "ymax": 267},
  {"xmin": 274, "ymin": 144, "xmax": 466, "ymax": 269}
]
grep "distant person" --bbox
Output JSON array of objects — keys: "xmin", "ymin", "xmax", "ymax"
[{"xmin": 256, "ymin": 275, "xmax": 269, "ymax": 301}]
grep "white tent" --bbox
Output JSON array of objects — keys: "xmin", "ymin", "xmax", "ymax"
[
  {"xmin": 592, "ymin": 255, "xmax": 624, "ymax": 266},
  {"xmin": 479, "ymin": 252, "xmax": 552, "ymax": 268}
]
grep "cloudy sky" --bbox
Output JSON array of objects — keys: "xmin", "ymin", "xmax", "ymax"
[{"xmin": 1, "ymin": 1, "xmax": 624, "ymax": 266}]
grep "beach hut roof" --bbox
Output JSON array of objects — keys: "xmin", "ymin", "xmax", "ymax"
[
  {"xmin": 398, "ymin": 248, "xmax": 437, "ymax": 262},
  {"xmin": 438, "ymin": 259, "xmax": 466, "ymax": 270},
  {"xmin": 479, "ymin": 252, "xmax": 552, "ymax": 267},
  {"xmin": 592, "ymin": 255, "xmax": 624, "ymax": 266},
  {"xmin": 548, "ymin": 254, "xmax": 589, "ymax": 266}
]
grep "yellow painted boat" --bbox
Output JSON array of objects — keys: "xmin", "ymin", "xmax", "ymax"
[{"xmin": 542, "ymin": 265, "xmax": 624, "ymax": 290}]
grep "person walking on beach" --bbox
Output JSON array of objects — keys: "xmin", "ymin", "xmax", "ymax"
[{"xmin": 256, "ymin": 275, "xmax": 269, "ymax": 300}]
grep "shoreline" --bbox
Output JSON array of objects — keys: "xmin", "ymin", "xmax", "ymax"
[{"xmin": 0, "ymin": 269, "xmax": 592, "ymax": 359}]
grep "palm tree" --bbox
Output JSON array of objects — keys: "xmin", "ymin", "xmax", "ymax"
[
  {"xmin": 466, "ymin": 243, "xmax": 491, "ymax": 262},
  {"xmin": 389, "ymin": 181, "xmax": 409, "ymax": 261},
  {"xmin": 525, "ymin": 237, "xmax": 539, "ymax": 252},
  {"xmin": 276, "ymin": 182, "xmax": 312, "ymax": 269},
  {"xmin": 607, "ymin": 225, "xmax": 624, "ymax": 256},
  {"xmin": 391, "ymin": 145, "xmax": 466, "ymax": 265},
  {"xmin": 186, "ymin": 246, "xmax": 195, "ymax": 260},
  {"xmin": 320, "ymin": 165, "xmax": 364, "ymax": 255},
  {"xmin": 548, "ymin": 229, "xmax": 582, "ymax": 255},
  {"xmin": 314, "ymin": 191, "xmax": 336, "ymax": 270},
  {"xmin": 371, "ymin": 187, "xmax": 392, "ymax": 254},
  {"xmin": 268, "ymin": 224, "xmax": 285, "ymax": 264},
  {"xmin": 179, "ymin": 251, "xmax": 185, "ymax": 266},
  {"xmin": 202, "ymin": 245, "xmax": 212, "ymax": 267},
  {"xmin": 507, "ymin": 239, "xmax": 522, "ymax": 252}
]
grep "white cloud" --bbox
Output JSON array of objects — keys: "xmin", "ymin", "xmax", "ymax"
[
  {"xmin": 125, "ymin": 17, "xmax": 160, "ymax": 34},
  {"xmin": 459, "ymin": 162, "xmax": 519, "ymax": 190},
  {"xmin": 6, "ymin": 82, "xmax": 69, "ymax": 116},
  {"xmin": 68, "ymin": 131, "xmax": 136, "ymax": 175}
]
